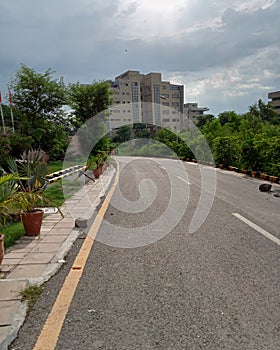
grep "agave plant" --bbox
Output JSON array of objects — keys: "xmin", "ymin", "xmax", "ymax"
[
  {"xmin": 1, "ymin": 149, "xmax": 63, "ymax": 216},
  {"xmin": 0, "ymin": 173, "xmax": 21, "ymax": 223}
]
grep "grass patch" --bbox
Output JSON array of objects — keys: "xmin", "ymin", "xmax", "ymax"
[
  {"xmin": 20, "ymin": 284, "xmax": 45, "ymax": 307},
  {"xmin": 2, "ymin": 221, "xmax": 25, "ymax": 249},
  {"xmin": 43, "ymin": 179, "xmax": 82, "ymax": 207},
  {"xmin": 47, "ymin": 160, "xmax": 63, "ymax": 174}
]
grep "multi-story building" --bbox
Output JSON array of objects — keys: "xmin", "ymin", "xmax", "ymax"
[
  {"xmin": 183, "ymin": 103, "xmax": 209, "ymax": 125},
  {"xmin": 109, "ymin": 70, "xmax": 184, "ymax": 131},
  {"xmin": 268, "ymin": 91, "xmax": 280, "ymax": 115}
]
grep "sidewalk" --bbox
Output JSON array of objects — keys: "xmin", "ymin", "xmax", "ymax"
[{"xmin": 0, "ymin": 165, "xmax": 115, "ymax": 350}]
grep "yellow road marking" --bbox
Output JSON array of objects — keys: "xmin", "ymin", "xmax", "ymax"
[{"xmin": 33, "ymin": 164, "xmax": 119, "ymax": 350}]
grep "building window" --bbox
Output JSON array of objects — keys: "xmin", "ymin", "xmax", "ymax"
[
  {"xmin": 162, "ymin": 102, "xmax": 169, "ymax": 106},
  {"xmin": 172, "ymin": 102, "xmax": 180, "ymax": 106},
  {"xmin": 162, "ymin": 118, "xmax": 170, "ymax": 122},
  {"xmin": 163, "ymin": 110, "xmax": 170, "ymax": 114},
  {"xmin": 172, "ymin": 94, "xmax": 180, "ymax": 98},
  {"xmin": 161, "ymin": 93, "xmax": 169, "ymax": 98},
  {"xmin": 170, "ymin": 85, "xmax": 180, "ymax": 90}
]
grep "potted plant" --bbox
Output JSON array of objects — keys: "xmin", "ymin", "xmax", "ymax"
[{"xmin": 2, "ymin": 149, "xmax": 63, "ymax": 236}]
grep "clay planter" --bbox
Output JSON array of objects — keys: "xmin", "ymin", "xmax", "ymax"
[
  {"xmin": 21, "ymin": 210, "xmax": 44, "ymax": 236},
  {"xmin": 0, "ymin": 234, "xmax": 4, "ymax": 265},
  {"xmin": 93, "ymin": 166, "xmax": 103, "ymax": 179}
]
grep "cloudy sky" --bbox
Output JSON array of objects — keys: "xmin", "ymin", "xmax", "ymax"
[{"xmin": 0, "ymin": 0, "xmax": 279, "ymax": 115}]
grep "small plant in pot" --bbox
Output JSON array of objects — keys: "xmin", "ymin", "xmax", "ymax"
[
  {"xmin": 87, "ymin": 154, "xmax": 103, "ymax": 179},
  {"xmin": 2, "ymin": 149, "xmax": 63, "ymax": 237}
]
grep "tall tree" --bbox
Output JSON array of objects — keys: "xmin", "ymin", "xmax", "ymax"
[
  {"xmin": 8, "ymin": 64, "xmax": 69, "ymax": 159},
  {"xmin": 10, "ymin": 64, "xmax": 67, "ymax": 125},
  {"xmin": 68, "ymin": 81, "xmax": 112, "ymax": 124}
]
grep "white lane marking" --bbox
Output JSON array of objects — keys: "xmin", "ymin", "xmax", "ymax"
[
  {"xmin": 177, "ymin": 176, "xmax": 191, "ymax": 185},
  {"xmin": 232, "ymin": 213, "xmax": 280, "ymax": 246}
]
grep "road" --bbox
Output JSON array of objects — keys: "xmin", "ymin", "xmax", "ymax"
[{"xmin": 10, "ymin": 157, "xmax": 280, "ymax": 350}]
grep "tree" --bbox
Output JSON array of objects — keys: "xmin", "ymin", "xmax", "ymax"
[
  {"xmin": 249, "ymin": 99, "xmax": 279, "ymax": 124},
  {"xmin": 133, "ymin": 123, "xmax": 151, "ymax": 138},
  {"xmin": 68, "ymin": 81, "xmax": 112, "ymax": 124},
  {"xmin": 196, "ymin": 114, "xmax": 215, "ymax": 128},
  {"xmin": 113, "ymin": 125, "xmax": 132, "ymax": 143},
  {"xmin": 8, "ymin": 64, "xmax": 69, "ymax": 159},
  {"xmin": 10, "ymin": 64, "xmax": 67, "ymax": 125}
]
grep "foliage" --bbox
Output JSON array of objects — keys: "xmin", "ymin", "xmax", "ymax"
[
  {"xmin": 195, "ymin": 100, "xmax": 280, "ymax": 175},
  {"xmin": 9, "ymin": 64, "xmax": 67, "ymax": 124},
  {"xmin": 1, "ymin": 149, "xmax": 63, "ymax": 215},
  {"xmin": 68, "ymin": 81, "xmax": 112, "ymax": 124},
  {"xmin": 113, "ymin": 125, "xmax": 132, "ymax": 143},
  {"xmin": 8, "ymin": 64, "xmax": 69, "ymax": 159}
]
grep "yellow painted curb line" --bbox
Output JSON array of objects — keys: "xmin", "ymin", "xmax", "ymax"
[{"xmin": 33, "ymin": 163, "xmax": 119, "ymax": 350}]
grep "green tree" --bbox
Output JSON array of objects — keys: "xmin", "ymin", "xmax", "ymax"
[
  {"xmin": 8, "ymin": 64, "xmax": 69, "ymax": 159},
  {"xmin": 113, "ymin": 125, "xmax": 132, "ymax": 143},
  {"xmin": 196, "ymin": 114, "xmax": 215, "ymax": 128},
  {"xmin": 249, "ymin": 99, "xmax": 279, "ymax": 124},
  {"xmin": 10, "ymin": 64, "xmax": 67, "ymax": 125},
  {"xmin": 68, "ymin": 81, "xmax": 112, "ymax": 124}
]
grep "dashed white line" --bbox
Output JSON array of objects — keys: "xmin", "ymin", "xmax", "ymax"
[
  {"xmin": 232, "ymin": 213, "xmax": 280, "ymax": 246},
  {"xmin": 177, "ymin": 176, "xmax": 191, "ymax": 185}
]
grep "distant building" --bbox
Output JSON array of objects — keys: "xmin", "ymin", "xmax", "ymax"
[
  {"xmin": 183, "ymin": 103, "xmax": 209, "ymax": 125},
  {"xmin": 268, "ymin": 91, "xmax": 280, "ymax": 115},
  {"xmin": 109, "ymin": 70, "xmax": 184, "ymax": 131}
]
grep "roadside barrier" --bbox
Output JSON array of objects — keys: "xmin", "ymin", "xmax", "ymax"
[{"xmin": 46, "ymin": 165, "xmax": 86, "ymax": 184}]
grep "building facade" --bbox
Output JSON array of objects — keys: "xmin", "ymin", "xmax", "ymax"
[
  {"xmin": 268, "ymin": 91, "xmax": 280, "ymax": 115},
  {"xmin": 109, "ymin": 70, "xmax": 184, "ymax": 131},
  {"xmin": 183, "ymin": 103, "xmax": 209, "ymax": 125}
]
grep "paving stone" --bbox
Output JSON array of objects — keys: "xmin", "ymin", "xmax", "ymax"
[
  {"xmin": 0, "ymin": 281, "xmax": 27, "ymax": 301},
  {"xmin": 39, "ymin": 235, "xmax": 68, "ymax": 243},
  {"xmin": 20, "ymin": 252, "xmax": 54, "ymax": 265},
  {"xmin": 0, "ymin": 264, "xmax": 15, "ymax": 273},
  {"xmin": 47, "ymin": 228, "xmax": 72, "ymax": 235},
  {"xmin": 31, "ymin": 242, "xmax": 62, "ymax": 253},
  {"xmin": 7, "ymin": 264, "xmax": 46, "ymax": 279},
  {"xmin": 5, "ymin": 243, "xmax": 36, "ymax": 253},
  {"xmin": 1, "ymin": 258, "xmax": 22, "ymax": 266},
  {"xmin": 0, "ymin": 300, "xmax": 21, "ymax": 325},
  {"xmin": 2, "ymin": 252, "xmax": 27, "ymax": 259}
]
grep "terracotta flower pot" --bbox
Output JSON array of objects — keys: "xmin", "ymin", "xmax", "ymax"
[
  {"xmin": 93, "ymin": 166, "xmax": 103, "ymax": 179},
  {"xmin": 21, "ymin": 210, "xmax": 44, "ymax": 236},
  {"xmin": 0, "ymin": 234, "xmax": 4, "ymax": 266}
]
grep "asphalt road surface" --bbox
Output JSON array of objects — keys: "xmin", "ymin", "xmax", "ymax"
[{"xmin": 10, "ymin": 157, "xmax": 280, "ymax": 350}]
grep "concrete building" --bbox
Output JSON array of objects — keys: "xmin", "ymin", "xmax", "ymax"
[
  {"xmin": 268, "ymin": 91, "xmax": 280, "ymax": 115},
  {"xmin": 109, "ymin": 70, "xmax": 184, "ymax": 131},
  {"xmin": 183, "ymin": 103, "xmax": 209, "ymax": 125}
]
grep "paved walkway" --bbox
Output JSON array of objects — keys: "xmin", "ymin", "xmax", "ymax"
[{"xmin": 0, "ymin": 165, "xmax": 115, "ymax": 350}]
